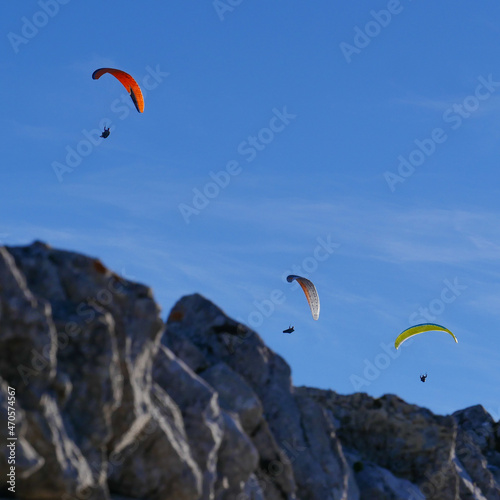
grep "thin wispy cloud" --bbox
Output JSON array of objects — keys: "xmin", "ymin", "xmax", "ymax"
[
  {"xmin": 11, "ymin": 122, "xmax": 61, "ymax": 142},
  {"xmin": 206, "ymin": 197, "xmax": 500, "ymax": 265},
  {"xmin": 396, "ymin": 92, "xmax": 500, "ymax": 118}
]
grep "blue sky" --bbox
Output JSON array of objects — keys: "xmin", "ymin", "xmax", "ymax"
[{"xmin": 3, "ymin": 1, "xmax": 500, "ymax": 419}]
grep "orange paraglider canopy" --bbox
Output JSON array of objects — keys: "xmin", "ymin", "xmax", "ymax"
[{"xmin": 92, "ymin": 68, "xmax": 144, "ymax": 113}]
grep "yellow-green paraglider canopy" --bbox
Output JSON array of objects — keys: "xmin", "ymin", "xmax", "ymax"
[{"xmin": 394, "ymin": 323, "xmax": 457, "ymax": 350}]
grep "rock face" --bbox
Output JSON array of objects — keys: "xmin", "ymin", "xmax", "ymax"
[{"xmin": 0, "ymin": 242, "xmax": 499, "ymax": 500}]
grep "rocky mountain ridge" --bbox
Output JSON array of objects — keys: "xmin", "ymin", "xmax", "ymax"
[{"xmin": 0, "ymin": 242, "xmax": 499, "ymax": 499}]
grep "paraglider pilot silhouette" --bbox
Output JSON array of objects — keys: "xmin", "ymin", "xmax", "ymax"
[
  {"xmin": 93, "ymin": 68, "xmax": 144, "ymax": 141},
  {"xmin": 420, "ymin": 373, "xmax": 427, "ymax": 383},
  {"xmin": 283, "ymin": 325, "xmax": 294, "ymax": 334}
]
